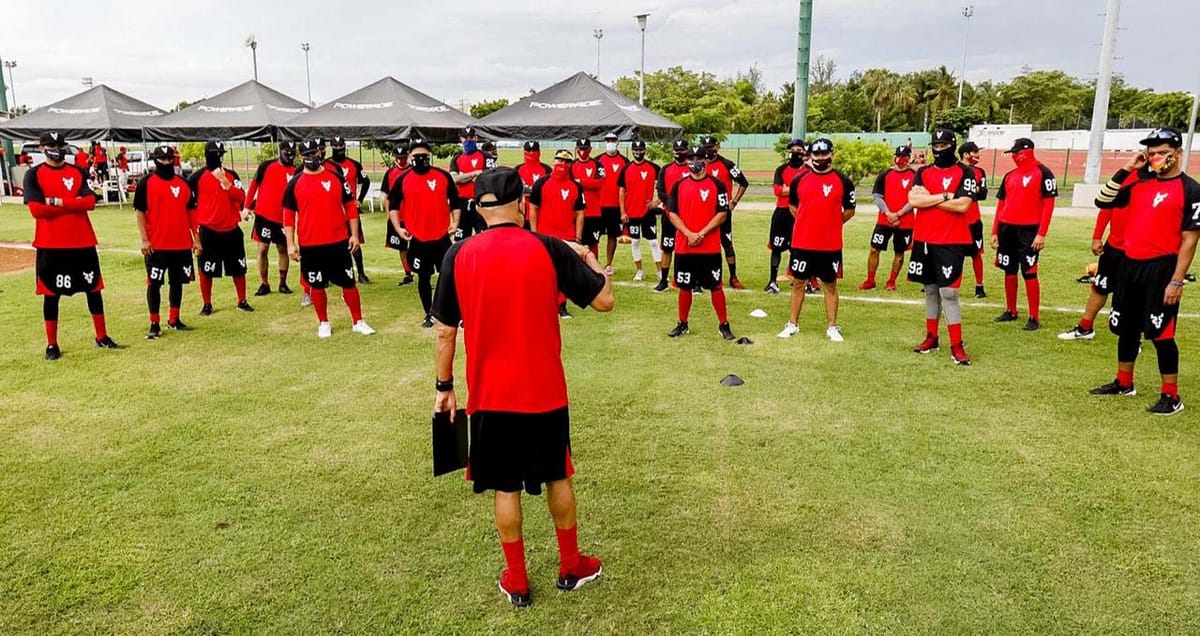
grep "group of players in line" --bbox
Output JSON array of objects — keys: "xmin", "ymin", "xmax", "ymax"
[{"xmin": 21, "ymin": 124, "xmax": 1200, "ymax": 414}]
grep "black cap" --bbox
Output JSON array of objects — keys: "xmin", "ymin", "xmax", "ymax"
[
  {"xmin": 481, "ymin": 141, "xmax": 496, "ymax": 153},
  {"xmin": 409, "ymin": 138, "xmax": 431, "ymax": 152},
  {"xmin": 604, "ymin": 131, "xmax": 619, "ymax": 141},
  {"xmin": 687, "ymin": 145, "xmax": 705, "ymax": 159},
  {"xmin": 1140, "ymin": 127, "xmax": 1183, "ymax": 148},
  {"xmin": 394, "ymin": 142, "xmax": 409, "ymax": 156},
  {"xmin": 462, "ymin": 126, "xmax": 477, "ymax": 138},
  {"xmin": 787, "ymin": 137, "xmax": 806, "ymax": 150},
  {"xmin": 957, "ymin": 141, "xmax": 979, "ymax": 156},
  {"xmin": 330, "ymin": 136, "xmax": 347, "ymax": 149},
  {"xmin": 895, "ymin": 145, "xmax": 913, "ymax": 157},
  {"xmin": 475, "ymin": 167, "xmax": 524, "ymax": 208},
  {"xmin": 204, "ymin": 140, "xmax": 226, "ymax": 154},
  {"xmin": 150, "ymin": 144, "xmax": 174, "ymax": 160},
  {"xmin": 809, "ymin": 138, "xmax": 834, "ymax": 153},
  {"xmin": 38, "ymin": 131, "xmax": 66, "ymax": 146},
  {"xmin": 931, "ymin": 128, "xmax": 957, "ymax": 145},
  {"xmin": 575, "ymin": 138, "xmax": 591, "ymax": 148},
  {"xmin": 300, "ymin": 138, "xmax": 322, "ymax": 154},
  {"xmin": 278, "ymin": 141, "xmax": 297, "ymax": 153},
  {"xmin": 1004, "ymin": 137, "xmax": 1035, "ymax": 154},
  {"xmin": 523, "ymin": 140, "xmax": 540, "ymax": 151},
  {"xmin": 700, "ymin": 135, "xmax": 719, "ymax": 148},
  {"xmin": 631, "ymin": 140, "xmax": 647, "ymax": 151},
  {"xmin": 672, "ymin": 139, "xmax": 689, "ymax": 152}
]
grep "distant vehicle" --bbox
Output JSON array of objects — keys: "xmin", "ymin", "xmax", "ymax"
[{"xmin": 19, "ymin": 142, "xmax": 82, "ymax": 167}]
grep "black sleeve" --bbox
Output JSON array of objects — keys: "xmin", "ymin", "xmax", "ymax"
[
  {"xmin": 447, "ymin": 152, "xmax": 464, "ymax": 175},
  {"xmin": 76, "ymin": 165, "xmax": 97, "ymax": 200},
  {"xmin": 665, "ymin": 180, "xmax": 682, "ymax": 214},
  {"xmin": 528, "ymin": 178, "xmax": 545, "ymax": 206},
  {"xmin": 872, "ymin": 170, "xmax": 887, "ymax": 196},
  {"xmin": 1182, "ymin": 177, "xmax": 1200, "ymax": 232},
  {"xmin": 133, "ymin": 174, "xmax": 152, "ymax": 212},
  {"xmin": 953, "ymin": 165, "xmax": 977, "ymax": 199},
  {"xmin": 431, "ymin": 241, "xmax": 465, "ymax": 326},
  {"xmin": 995, "ymin": 172, "xmax": 1008, "ymax": 201},
  {"xmin": 725, "ymin": 158, "xmax": 749, "ymax": 188},
  {"xmin": 841, "ymin": 172, "xmax": 857, "ymax": 210},
  {"xmin": 787, "ymin": 173, "xmax": 805, "ymax": 207},
  {"xmin": 573, "ymin": 181, "xmax": 586, "ymax": 211},
  {"xmin": 351, "ymin": 159, "xmax": 369, "ymax": 202},
  {"xmin": 976, "ymin": 168, "xmax": 988, "ymax": 201},
  {"xmin": 535, "ymin": 234, "xmax": 607, "ymax": 308},
  {"xmin": 616, "ymin": 164, "xmax": 628, "ymax": 188},
  {"xmin": 387, "ymin": 171, "xmax": 405, "ymax": 211},
  {"xmin": 225, "ymin": 168, "xmax": 242, "ymax": 188},
  {"xmin": 186, "ymin": 169, "xmax": 205, "ymax": 210},
  {"xmin": 774, "ymin": 165, "xmax": 788, "ymax": 188},
  {"xmin": 1039, "ymin": 164, "xmax": 1059, "ymax": 198},
  {"xmin": 714, "ymin": 180, "xmax": 731, "ymax": 214},
  {"xmin": 280, "ymin": 174, "xmax": 300, "ymax": 213},
  {"xmin": 252, "ymin": 160, "xmax": 270, "ymax": 187},
  {"xmin": 22, "ymin": 166, "xmax": 44, "ymax": 204},
  {"xmin": 441, "ymin": 168, "xmax": 462, "ymax": 210},
  {"xmin": 379, "ymin": 168, "xmax": 393, "ymax": 196},
  {"xmin": 655, "ymin": 169, "xmax": 669, "ymax": 202},
  {"xmin": 913, "ymin": 166, "xmax": 927, "ymax": 189},
  {"xmin": 338, "ymin": 173, "xmax": 354, "ymax": 204},
  {"xmin": 541, "ymin": 162, "xmax": 552, "ymax": 175}
]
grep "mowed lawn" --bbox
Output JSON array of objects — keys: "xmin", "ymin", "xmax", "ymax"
[{"xmin": 1, "ymin": 201, "xmax": 1199, "ymax": 635}]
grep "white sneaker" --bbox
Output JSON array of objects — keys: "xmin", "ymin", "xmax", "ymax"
[
  {"xmin": 634, "ymin": 269, "xmax": 645, "ymax": 281},
  {"xmin": 826, "ymin": 325, "xmax": 844, "ymax": 342},
  {"xmin": 352, "ymin": 320, "xmax": 376, "ymax": 335},
  {"xmin": 301, "ymin": 294, "xmax": 312, "ymax": 308},
  {"xmin": 777, "ymin": 322, "xmax": 800, "ymax": 339},
  {"xmin": 317, "ymin": 321, "xmax": 332, "ymax": 338}
]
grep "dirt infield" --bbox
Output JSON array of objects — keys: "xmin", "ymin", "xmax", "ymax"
[{"xmin": 0, "ymin": 246, "xmax": 34, "ymax": 274}]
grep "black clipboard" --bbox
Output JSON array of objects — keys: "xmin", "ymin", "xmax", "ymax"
[{"xmin": 432, "ymin": 409, "xmax": 469, "ymax": 477}]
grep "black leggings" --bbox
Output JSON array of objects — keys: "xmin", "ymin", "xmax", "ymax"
[
  {"xmin": 43, "ymin": 292, "xmax": 103, "ymax": 320},
  {"xmin": 1118, "ymin": 332, "xmax": 1180, "ymax": 375},
  {"xmin": 418, "ymin": 272, "xmax": 434, "ymax": 315},
  {"xmin": 147, "ymin": 281, "xmax": 184, "ymax": 315}
]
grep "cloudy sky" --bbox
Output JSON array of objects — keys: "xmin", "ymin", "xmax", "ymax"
[{"xmin": 3, "ymin": 0, "xmax": 1194, "ymax": 112}]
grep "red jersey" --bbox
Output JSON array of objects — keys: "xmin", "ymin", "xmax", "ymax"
[
  {"xmin": 74, "ymin": 150, "xmax": 90, "ymax": 168},
  {"xmin": 773, "ymin": 163, "xmax": 808, "ymax": 208},
  {"xmin": 995, "ymin": 162, "xmax": 1057, "ymax": 234},
  {"xmin": 912, "ymin": 164, "xmax": 977, "ymax": 246},
  {"xmin": 449, "ymin": 151, "xmax": 488, "ymax": 200},
  {"xmin": 789, "ymin": 169, "xmax": 856, "ymax": 251},
  {"xmin": 598, "ymin": 152, "xmax": 629, "ymax": 207},
  {"xmin": 326, "ymin": 157, "xmax": 367, "ymax": 199},
  {"xmin": 1101, "ymin": 172, "xmax": 1200, "ymax": 260},
  {"xmin": 617, "ymin": 160, "xmax": 660, "ymax": 219},
  {"xmin": 246, "ymin": 160, "xmax": 296, "ymax": 224},
  {"xmin": 117, "ymin": 153, "xmax": 129, "ymax": 171},
  {"xmin": 387, "ymin": 168, "xmax": 461, "ymax": 242},
  {"xmin": 656, "ymin": 161, "xmax": 691, "ymax": 204},
  {"xmin": 187, "ymin": 168, "xmax": 246, "ymax": 232},
  {"xmin": 529, "ymin": 174, "xmax": 586, "ymax": 241},
  {"xmin": 667, "ymin": 175, "xmax": 730, "ymax": 255},
  {"xmin": 964, "ymin": 165, "xmax": 988, "ymax": 224},
  {"xmin": 871, "ymin": 167, "xmax": 917, "ymax": 229},
  {"xmin": 517, "ymin": 160, "xmax": 552, "ymax": 190},
  {"xmin": 94, "ymin": 147, "xmax": 108, "ymax": 164},
  {"xmin": 430, "ymin": 226, "xmax": 606, "ymax": 415},
  {"xmin": 570, "ymin": 158, "xmax": 605, "ymax": 218},
  {"xmin": 134, "ymin": 173, "xmax": 194, "ymax": 250},
  {"xmin": 22, "ymin": 163, "xmax": 98, "ymax": 249},
  {"xmin": 706, "ymin": 156, "xmax": 749, "ymax": 196},
  {"xmin": 1093, "ymin": 169, "xmax": 1148, "ymax": 250},
  {"xmin": 281, "ymin": 168, "xmax": 359, "ymax": 247}
]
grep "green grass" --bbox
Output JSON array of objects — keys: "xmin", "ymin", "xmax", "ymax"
[{"xmin": 1, "ymin": 202, "xmax": 1199, "ymax": 634}]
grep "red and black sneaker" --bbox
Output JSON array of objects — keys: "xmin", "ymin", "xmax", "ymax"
[
  {"xmin": 913, "ymin": 334, "xmax": 939, "ymax": 354},
  {"xmin": 557, "ymin": 554, "xmax": 603, "ymax": 591},
  {"xmin": 498, "ymin": 569, "xmax": 531, "ymax": 607},
  {"xmin": 951, "ymin": 344, "xmax": 971, "ymax": 366}
]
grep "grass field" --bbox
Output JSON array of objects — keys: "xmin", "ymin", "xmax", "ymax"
[{"xmin": 1, "ymin": 201, "xmax": 1199, "ymax": 634}]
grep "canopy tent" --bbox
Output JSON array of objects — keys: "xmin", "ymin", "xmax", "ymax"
[
  {"xmin": 475, "ymin": 72, "xmax": 682, "ymax": 142},
  {"xmin": 144, "ymin": 80, "xmax": 309, "ymax": 141},
  {"xmin": 280, "ymin": 76, "xmax": 473, "ymax": 142},
  {"xmin": 0, "ymin": 84, "xmax": 165, "ymax": 142}
]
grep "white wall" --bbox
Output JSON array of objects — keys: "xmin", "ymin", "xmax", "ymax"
[{"xmin": 969, "ymin": 124, "xmax": 1200, "ymax": 151}]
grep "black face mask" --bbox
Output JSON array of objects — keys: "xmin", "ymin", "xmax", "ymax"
[
  {"xmin": 302, "ymin": 155, "xmax": 322, "ymax": 171},
  {"xmin": 279, "ymin": 151, "xmax": 296, "ymax": 167},
  {"xmin": 933, "ymin": 146, "xmax": 957, "ymax": 168},
  {"xmin": 154, "ymin": 161, "xmax": 174, "ymax": 178},
  {"xmin": 44, "ymin": 147, "xmax": 67, "ymax": 162},
  {"xmin": 633, "ymin": 152, "xmax": 646, "ymax": 162},
  {"xmin": 332, "ymin": 148, "xmax": 347, "ymax": 161},
  {"xmin": 205, "ymin": 153, "xmax": 223, "ymax": 170},
  {"xmin": 411, "ymin": 154, "xmax": 432, "ymax": 173},
  {"xmin": 674, "ymin": 153, "xmax": 688, "ymax": 165},
  {"xmin": 789, "ymin": 152, "xmax": 805, "ymax": 167},
  {"xmin": 811, "ymin": 157, "xmax": 832, "ymax": 172},
  {"xmin": 689, "ymin": 160, "xmax": 706, "ymax": 175}
]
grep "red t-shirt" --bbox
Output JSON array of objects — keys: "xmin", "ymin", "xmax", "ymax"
[
  {"xmin": 117, "ymin": 153, "xmax": 129, "ymax": 171},
  {"xmin": 1093, "ymin": 170, "xmax": 1147, "ymax": 249},
  {"xmin": 449, "ymin": 151, "xmax": 487, "ymax": 200},
  {"xmin": 964, "ymin": 165, "xmax": 988, "ymax": 224},
  {"xmin": 22, "ymin": 163, "xmax": 98, "ymax": 249},
  {"xmin": 247, "ymin": 160, "xmax": 296, "ymax": 224},
  {"xmin": 281, "ymin": 168, "xmax": 359, "ymax": 247},
  {"xmin": 617, "ymin": 160, "xmax": 660, "ymax": 219},
  {"xmin": 996, "ymin": 162, "xmax": 1058, "ymax": 229},
  {"xmin": 773, "ymin": 163, "xmax": 808, "ymax": 208},
  {"xmin": 517, "ymin": 161, "xmax": 552, "ymax": 190},
  {"xmin": 134, "ymin": 173, "xmax": 194, "ymax": 250},
  {"xmin": 912, "ymin": 164, "xmax": 977, "ymax": 246},
  {"xmin": 598, "ymin": 153, "xmax": 628, "ymax": 207},
  {"xmin": 667, "ymin": 175, "xmax": 730, "ymax": 255},
  {"xmin": 789, "ymin": 169, "xmax": 856, "ymax": 251},
  {"xmin": 94, "ymin": 147, "xmax": 108, "ymax": 164},
  {"xmin": 706, "ymin": 156, "xmax": 749, "ymax": 196},
  {"xmin": 1105, "ymin": 173, "xmax": 1200, "ymax": 260},
  {"xmin": 656, "ymin": 162, "xmax": 691, "ymax": 205},
  {"xmin": 571, "ymin": 158, "xmax": 605, "ymax": 218},
  {"xmin": 74, "ymin": 150, "xmax": 90, "ymax": 168},
  {"xmin": 430, "ymin": 226, "xmax": 606, "ymax": 414},
  {"xmin": 327, "ymin": 157, "xmax": 366, "ymax": 199},
  {"xmin": 871, "ymin": 167, "xmax": 917, "ymax": 229},
  {"xmin": 187, "ymin": 168, "xmax": 246, "ymax": 232},
  {"xmin": 529, "ymin": 174, "xmax": 586, "ymax": 241},
  {"xmin": 387, "ymin": 168, "xmax": 461, "ymax": 242}
]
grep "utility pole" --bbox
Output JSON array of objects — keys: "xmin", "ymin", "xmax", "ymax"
[
  {"xmin": 593, "ymin": 29, "xmax": 604, "ymax": 80},
  {"xmin": 1184, "ymin": 85, "xmax": 1198, "ymax": 174},
  {"xmin": 301, "ymin": 42, "xmax": 313, "ymax": 106},
  {"xmin": 1084, "ymin": 0, "xmax": 1120, "ymax": 184},
  {"xmin": 3, "ymin": 61, "xmax": 16, "ymax": 111},
  {"xmin": 791, "ymin": 0, "xmax": 812, "ymax": 139},
  {"xmin": 246, "ymin": 34, "xmax": 259, "ymax": 82},
  {"xmin": 81, "ymin": 76, "xmax": 94, "ymax": 89},
  {"xmin": 0, "ymin": 54, "xmax": 12, "ymax": 173},
  {"xmin": 956, "ymin": 6, "xmax": 974, "ymax": 108},
  {"xmin": 635, "ymin": 14, "xmax": 649, "ymax": 105}
]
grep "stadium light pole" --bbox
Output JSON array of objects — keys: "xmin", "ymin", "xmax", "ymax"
[
  {"xmin": 1083, "ymin": 0, "xmax": 1120, "ymax": 184},
  {"xmin": 0, "ymin": 55, "xmax": 12, "ymax": 172},
  {"xmin": 246, "ymin": 34, "xmax": 259, "ymax": 82},
  {"xmin": 301, "ymin": 42, "xmax": 313, "ymax": 107},
  {"xmin": 791, "ymin": 0, "xmax": 813, "ymax": 139},
  {"xmin": 81, "ymin": 76, "xmax": 94, "ymax": 89},
  {"xmin": 1184, "ymin": 87, "xmax": 1198, "ymax": 173},
  {"xmin": 635, "ymin": 14, "xmax": 649, "ymax": 105},
  {"xmin": 956, "ymin": 6, "xmax": 974, "ymax": 108},
  {"xmin": 593, "ymin": 29, "xmax": 604, "ymax": 80},
  {"xmin": 3, "ymin": 61, "xmax": 16, "ymax": 111}
]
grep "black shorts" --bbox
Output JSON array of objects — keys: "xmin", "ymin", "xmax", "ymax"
[
  {"xmin": 969, "ymin": 221, "xmax": 985, "ymax": 255},
  {"xmin": 385, "ymin": 221, "xmax": 410, "ymax": 252},
  {"xmin": 994, "ymin": 223, "xmax": 1040, "ymax": 276},
  {"xmin": 599, "ymin": 207, "xmax": 623, "ymax": 239},
  {"xmin": 674, "ymin": 253, "xmax": 724, "ymax": 291},
  {"xmin": 35, "ymin": 247, "xmax": 103, "ymax": 296},
  {"xmin": 145, "ymin": 249, "xmax": 194, "ymax": 285},
  {"xmin": 1109, "ymin": 255, "xmax": 1178, "ymax": 340},
  {"xmin": 907, "ymin": 241, "xmax": 971, "ymax": 288},
  {"xmin": 582, "ymin": 217, "xmax": 606, "ymax": 247},
  {"xmin": 660, "ymin": 216, "xmax": 676, "ymax": 254},
  {"xmin": 454, "ymin": 200, "xmax": 483, "ymax": 241},
  {"xmin": 252, "ymin": 215, "xmax": 287, "ymax": 246},
  {"xmin": 469, "ymin": 407, "xmax": 572, "ymax": 495},
  {"xmin": 768, "ymin": 207, "xmax": 793, "ymax": 253},
  {"xmin": 95, "ymin": 162, "xmax": 110, "ymax": 178},
  {"xmin": 299, "ymin": 241, "xmax": 356, "ymax": 290},
  {"xmin": 1093, "ymin": 244, "xmax": 1126, "ymax": 296},
  {"xmin": 869, "ymin": 224, "xmax": 913, "ymax": 254},
  {"xmin": 720, "ymin": 216, "xmax": 735, "ymax": 251},
  {"xmin": 407, "ymin": 236, "xmax": 451, "ymax": 276},
  {"xmin": 788, "ymin": 248, "xmax": 843, "ymax": 283},
  {"xmin": 627, "ymin": 215, "xmax": 657, "ymax": 241},
  {"xmin": 197, "ymin": 226, "xmax": 248, "ymax": 278}
]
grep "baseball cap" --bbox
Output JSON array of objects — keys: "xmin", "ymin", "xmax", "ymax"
[
  {"xmin": 204, "ymin": 140, "xmax": 226, "ymax": 154},
  {"xmin": 786, "ymin": 137, "xmax": 806, "ymax": 150},
  {"xmin": 300, "ymin": 139, "xmax": 322, "ymax": 154},
  {"xmin": 631, "ymin": 140, "xmax": 647, "ymax": 151},
  {"xmin": 150, "ymin": 145, "xmax": 174, "ymax": 160},
  {"xmin": 409, "ymin": 138, "xmax": 431, "ymax": 152},
  {"xmin": 462, "ymin": 126, "xmax": 477, "ymax": 138},
  {"xmin": 931, "ymin": 128, "xmax": 957, "ymax": 145},
  {"xmin": 278, "ymin": 141, "xmax": 297, "ymax": 153},
  {"xmin": 330, "ymin": 136, "xmax": 347, "ymax": 149},
  {"xmin": 1003, "ymin": 138, "xmax": 1035, "ymax": 154},
  {"xmin": 1139, "ymin": 127, "xmax": 1183, "ymax": 148},
  {"xmin": 575, "ymin": 138, "xmax": 592, "ymax": 148},
  {"xmin": 38, "ymin": 131, "xmax": 66, "ymax": 146},
  {"xmin": 475, "ymin": 167, "xmax": 524, "ymax": 208},
  {"xmin": 523, "ymin": 140, "xmax": 540, "ymax": 151},
  {"xmin": 700, "ymin": 135, "xmax": 719, "ymax": 148},
  {"xmin": 553, "ymin": 149, "xmax": 574, "ymax": 162},
  {"xmin": 687, "ymin": 145, "xmax": 705, "ymax": 158},
  {"xmin": 394, "ymin": 142, "xmax": 409, "ymax": 156},
  {"xmin": 809, "ymin": 138, "xmax": 834, "ymax": 153},
  {"xmin": 481, "ymin": 141, "xmax": 496, "ymax": 153},
  {"xmin": 957, "ymin": 141, "xmax": 979, "ymax": 156},
  {"xmin": 895, "ymin": 145, "xmax": 913, "ymax": 157},
  {"xmin": 672, "ymin": 139, "xmax": 689, "ymax": 152},
  {"xmin": 604, "ymin": 132, "xmax": 619, "ymax": 141}
]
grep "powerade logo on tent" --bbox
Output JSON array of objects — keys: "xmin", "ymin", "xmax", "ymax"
[
  {"xmin": 334, "ymin": 101, "xmax": 394, "ymax": 110},
  {"xmin": 266, "ymin": 104, "xmax": 309, "ymax": 114},
  {"xmin": 198, "ymin": 105, "xmax": 255, "ymax": 113},
  {"xmin": 408, "ymin": 104, "xmax": 450, "ymax": 113},
  {"xmin": 529, "ymin": 100, "xmax": 603, "ymax": 109},
  {"xmin": 48, "ymin": 107, "xmax": 102, "ymax": 114},
  {"xmin": 618, "ymin": 104, "xmax": 642, "ymax": 112},
  {"xmin": 113, "ymin": 108, "xmax": 163, "ymax": 116}
]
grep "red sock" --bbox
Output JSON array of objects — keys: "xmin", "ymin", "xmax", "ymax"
[
  {"xmin": 864, "ymin": 272, "xmax": 876, "ymax": 285},
  {"xmin": 500, "ymin": 539, "xmax": 528, "ymax": 591},
  {"xmin": 948, "ymin": 322, "xmax": 963, "ymax": 347},
  {"xmin": 972, "ymin": 254, "xmax": 985, "ymax": 286},
  {"xmin": 1163, "ymin": 382, "xmax": 1180, "ymax": 399},
  {"xmin": 310, "ymin": 288, "xmax": 329, "ymax": 322},
  {"xmin": 169, "ymin": 306, "xmax": 180, "ymax": 323},
  {"xmin": 886, "ymin": 270, "xmax": 897, "ymax": 285},
  {"xmin": 1026, "ymin": 277, "xmax": 1040, "ymax": 320},
  {"xmin": 1004, "ymin": 275, "xmax": 1018, "ymax": 313},
  {"xmin": 1080, "ymin": 318, "xmax": 1094, "ymax": 331},
  {"xmin": 555, "ymin": 525, "xmax": 581, "ymax": 574},
  {"xmin": 45, "ymin": 320, "xmax": 58, "ymax": 346},
  {"xmin": 588, "ymin": 244, "xmax": 599, "ymax": 258},
  {"xmin": 400, "ymin": 254, "xmax": 411, "ymax": 275},
  {"xmin": 342, "ymin": 286, "xmax": 363, "ymax": 322},
  {"xmin": 1117, "ymin": 370, "xmax": 1134, "ymax": 388},
  {"xmin": 300, "ymin": 278, "xmax": 311, "ymax": 294},
  {"xmin": 926, "ymin": 318, "xmax": 938, "ymax": 337},
  {"xmin": 150, "ymin": 312, "xmax": 160, "ymax": 324},
  {"xmin": 678, "ymin": 289, "xmax": 693, "ymax": 322},
  {"xmin": 199, "ymin": 275, "xmax": 213, "ymax": 304},
  {"xmin": 92, "ymin": 313, "xmax": 107, "ymax": 340},
  {"xmin": 711, "ymin": 287, "xmax": 729, "ymax": 323},
  {"xmin": 233, "ymin": 276, "xmax": 247, "ymax": 303}
]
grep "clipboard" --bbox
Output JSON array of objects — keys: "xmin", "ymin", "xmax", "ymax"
[{"xmin": 432, "ymin": 409, "xmax": 469, "ymax": 477}]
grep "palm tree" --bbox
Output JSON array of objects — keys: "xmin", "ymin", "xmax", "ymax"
[
  {"xmin": 971, "ymin": 81, "xmax": 1003, "ymax": 122},
  {"xmin": 923, "ymin": 66, "xmax": 959, "ymax": 115},
  {"xmin": 861, "ymin": 70, "xmax": 917, "ymax": 132}
]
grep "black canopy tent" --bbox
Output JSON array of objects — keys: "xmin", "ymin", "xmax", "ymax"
[
  {"xmin": 280, "ymin": 76, "xmax": 474, "ymax": 142},
  {"xmin": 475, "ymin": 72, "xmax": 682, "ymax": 142},
  {"xmin": 0, "ymin": 84, "xmax": 165, "ymax": 142},
  {"xmin": 144, "ymin": 80, "xmax": 309, "ymax": 141}
]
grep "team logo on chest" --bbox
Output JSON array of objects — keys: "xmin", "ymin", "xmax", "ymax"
[
  {"xmin": 640, "ymin": 170, "xmax": 649, "ymax": 180},
  {"xmin": 470, "ymin": 158, "xmax": 478, "ymax": 168},
  {"xmin": 62, "ymin": 176, "xmax": 75, "ymax": 190},
  {"xmin": 699, "ymin": 189, "xmax": 711, "ymax": 202},
  {"xmin": 901, "ymin": 179, "xmax": 910, "ymax": 188},
  {"xmin": 427, "ymin": 179, "xmax": 438, "ymax": 191},
  {"xmin": 1022, "ymin": 175, "xmax": 1033, "ymax": 188},
  {"xmin": 585, "ymin": 168, "xmax": 593, "ymax": 177},
  {"xmin": 170, "ymin": 186, "xmax": 181, "ymax": 198},
  {"xmin": 561, "ymin": 189, "xmax": 570, "ymax": 201},
  {"xmin": 710, "ymin": 168, "xmax": 720, "ymax": 178},
  {"xmin": 942, "ymin": 177, "xmax": 954, "ymax": 190},
  {"xmin": 532, "ymin": 174, "xmax": 541, "ymax": 182},
  {"xmin": 321, "ymin": 180, "xmax": 332, "ymax": 192},
  {"xmin": 822, "ymin": 184, "xmax": 834, "ymax": 197},
  {"xmin": 1153, "ymin": 192, "xmax": 1169, "ymax": 208}
]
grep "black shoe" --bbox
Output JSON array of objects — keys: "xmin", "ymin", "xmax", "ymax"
[
  {"xmin": 558, "ymin": 304, "xmax": 572, "ymax": 320},
  {"xmin": 668, "ymin": 321, "xmax": 689, "ymax": 338},
  {"xmin": 994, "ymin": 310, "xmax": 1018, "ymax": 323},
  {"xmin": 765, "ymin": 282, "xmax": 781, "ymax": 295},
  {"xmin": 278, "ymin": 283, "xmax": 293, "ymax": 294},
  {"xmin": 498, "ymin": 576, "xmax": 532, "ymax": 608},
  {"xmin": 1090, "ymin": 379, "xmax": 1136, "ymax": 396},
  {"xmin": 975, "ymin": 285, "xmax": 987, "ymax": 299},
  {"xmin": 254, "ymin": 283, "xmax": 271, "ymax": 297},
  {"xmin": 236, "ymin": 301, "xmax": 255, "ymax": 312},
  {"xmin": 199, "ymin": 304, "xmax": 214, "ymax": 316},
  {"xmin": 397, "ymin": 274, "xmax": 414, "ymax": 287},
  {"xmin": 167, "ymin": 319, "xmax": 192, "ymax": 331},
  {"xmin": 146, "ymin": 323, "xmax": 162, "ymax": 340},
  {"xmin": 1023, "ymin": 318, "xmax": 1040, "ymax": 331},
  {"xmin": 44, "ymin": 345, "xmax": 61, "ymax": 361},
  {"xmin": 719, "ymin": 322, "xmax": 735, "ymax": 341},
  {"xmin": 95, "ymin": 336, "xmax": 121, "ymax": 349},
  {"xmin": 653, "ymin": 279, "xmax": 669, "ymax": 293},
  {"xmin": 358, "ymin": 273, "xmax": 371, "ymax": 284},
  {"xmin": 1147, "ymin": 393, "xmax": 1185, "ymax": 416},
  {"xmin": 421, "ymin": 315, "xmax": 434, "ymax": 328}
]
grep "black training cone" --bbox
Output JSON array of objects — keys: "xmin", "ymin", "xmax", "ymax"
[{"xmin": 720, "ymin": 374, "xmax": 745, "ymax": 387}]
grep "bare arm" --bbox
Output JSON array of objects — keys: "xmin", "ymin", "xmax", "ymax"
[
  {"xmin": 1166, "ymin": 231, "xmax": 1200, "ymax": 306},
  {"xmin": 433, "ymin": 323, "xmax": 459, "ymax": 414}
]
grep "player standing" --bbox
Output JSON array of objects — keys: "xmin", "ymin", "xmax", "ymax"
[
  {"xmin": 516, "ymin": 140, "xmax": 552, "ymax": 218},
  {"xmin": 449, "ymin": 126, "xmax": 487, "ymax": 240},
  {"xmin": 327, "ymin": 136, "xmax": 372, "ymax": 283},
  {"xmin": 859, "ymin": 145, "xmax": 916, "ymax": 292},
  {"xmin": 653, "ymin": 140, "xmax": 692, "ymax": 293},
  {"xmin": 617, "ymin": 140, "xmax": 661, "ymax": 281},
  {"xmin": 990, "ymin": 138, "xmax": 1057, "ymax": 331},
  {"xmin": 958, "ymin": 141, "xmax": 989, "ymax": 298},
  {"xmin": 245, "ymin": 141, "xmax": 297, "ymax": 296},
  {"xmin": 188, "ymin": 141, "xmax": 252, "ymax": 315},
  {"xmin": 571, "ymin": 138, "xmax": 607, "ymax": 263},
  {"xmin": 381, "ymin": 143, "xmax": 415, "ymax": 286},
  {"xmin": 701, "ymin": 137, "xmax": 749, "ymax": 289},
  {"xmin": 135, "ymin": 145, "xmax": 199, "ymax": 339},
  {"xmin": 767, "ymin": 139, "xmax": 808, "ymax": 294},
  {"xmin": 529, "ymin": 149, "xmax": 587, "ymax": 318},
  {"xmin": 597, "ymin": 132, "xmax": 629, "ymax": 272}
]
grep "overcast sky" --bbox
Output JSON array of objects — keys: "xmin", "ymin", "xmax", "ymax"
[{"xmin": 3, "ymin": 0, "xmax": 1195, "ymax": 112}]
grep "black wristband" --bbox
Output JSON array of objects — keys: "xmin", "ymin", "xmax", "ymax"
[{"xmin": 436, "ymin": 378, "xmax": 454, "ymax": 392}]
